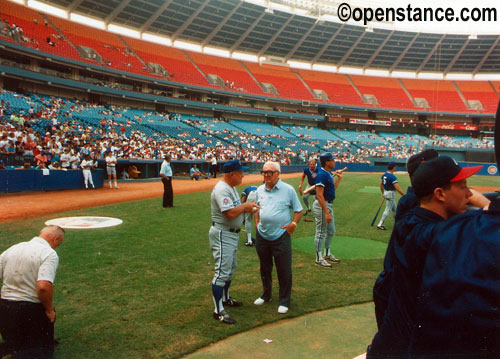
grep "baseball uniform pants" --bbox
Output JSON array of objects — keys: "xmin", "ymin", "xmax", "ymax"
[
  {"xmin": 378, "ymin": 190, "xmax": 396, "ymax": 226},
  {"xmin": 313, "ymin": 200, "xmax": 335, "ymax": 260},
  {"xmin": 83, "ymin": 169, "xmax": 94, "ymax": 188}
]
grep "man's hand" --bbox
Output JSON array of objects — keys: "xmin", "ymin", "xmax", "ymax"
[
  {"xmin": 281, "ymin": 221, "xmax": 297, "ymax": 234},
  {"xmin": 244, "ymin": 201, "xmax": 261, "ymax": 213},
  {"xmin": 46, "ymin": 308, "xmax": 56, "ymax": 323},
  {"xmin": 325, "ymin": 212, "xmax": 332, "ymax": 223},
  {"xmin": 298, "ymin": 184, "xmax": 303, "ymax": 195}
]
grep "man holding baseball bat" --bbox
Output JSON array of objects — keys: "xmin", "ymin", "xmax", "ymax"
[
  {"xmin": 312, "ymin": 153, "xmax": 346, "ymax": 268},
  {"xmin": 376, "ymin": 162, "xmax": 405, "ymax": 230}
]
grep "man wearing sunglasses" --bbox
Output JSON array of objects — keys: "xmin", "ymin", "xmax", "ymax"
[{"xmin": 253, "ymin": 161, "xmax": 303, "ymax": 314}]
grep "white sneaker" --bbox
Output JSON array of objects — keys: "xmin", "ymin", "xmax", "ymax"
[
  {"xmin": 278, "ymin": 305, "xmax": 288, "ymax": 314},
  {"xmin": 254, "ymin": 297, "xmax": 265, "ymax": 305},
  {"xmin": 315, "ymin": 258, "xmax": 332, "ymax": 267}
]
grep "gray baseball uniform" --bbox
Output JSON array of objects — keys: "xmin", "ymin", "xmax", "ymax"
[{"xmin": 209, "ymin": 180, "xmax": 243, "ymax": 315}]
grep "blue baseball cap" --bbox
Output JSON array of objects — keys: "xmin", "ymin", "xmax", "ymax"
[
  {"xmin": 388, "ymin": 161, "xmax": 396, "ymax": 169},
  {"xmin": 319, "ymin": 152, "xmax": 335, "ymax": 162},
  {"xmin": 223, "ymin": 159, "xmax": 248, "ymax": 173}
]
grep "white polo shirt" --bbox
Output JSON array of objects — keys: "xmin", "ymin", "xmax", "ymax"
[{"xmin": 0, "ymin": 237, "xmax": 59, "ymax": 303}]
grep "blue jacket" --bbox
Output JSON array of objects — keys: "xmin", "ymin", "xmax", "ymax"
[
  {"xmin": 370, "ymin": 207, "xmax": 444, "ymax": 356},
  {"xmin": 411, "ymin": 197, "xmax": 500, "ymax": 358}
]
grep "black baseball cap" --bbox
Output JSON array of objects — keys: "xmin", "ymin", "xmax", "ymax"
[
  {"xmin": 413, "ymin": 156, "xmax": 482, "ymax": 198},
  {"xmin": 223, "ymin": 159, "xmax": 248, "ymax": 173},
  {"xmin": 407, "ymin": 149, "xmax": 439, "ymax": 176}
]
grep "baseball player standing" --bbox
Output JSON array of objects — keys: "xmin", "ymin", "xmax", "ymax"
[
  {"xmin": 105, "ymin": 151, "xmax": 119, "ymax": 189},
  {"xmin": 209, "ymin": 159, "xmax": 259, "ymax": 324},
  {"xmin": 80, "ymin": 154, "xmax": 95, "ymax": 189},
  {"xmin": 376, "ymin": 162, "xmax": 404, "ymax": 230},
  {"xmin": 298, "ymin": 159, "xmax": 318, "ymax": 217},
  {"xmin": 241, "ymin": 186, "xmax": 257, "ymax": 246},
  {"xmin": 313, "ymin": 153, "xmax": 344, "ymax": 268}
]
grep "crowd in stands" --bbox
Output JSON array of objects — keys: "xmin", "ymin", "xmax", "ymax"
[{"xmin": 0, "ymin": 89, "xmax": 494, "ymax": 173}]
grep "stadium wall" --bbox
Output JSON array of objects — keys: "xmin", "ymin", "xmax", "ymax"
[{"xmin": 0, "ymin": 169, "xmax": 105, "ymax": 193}]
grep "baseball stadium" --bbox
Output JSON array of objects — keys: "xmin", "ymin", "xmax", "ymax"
[{"xmin": 0, "ymin": 0, "xmax": 499, "ymax": 358}]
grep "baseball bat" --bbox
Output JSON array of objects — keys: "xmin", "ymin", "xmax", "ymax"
[{"xmin": 371, "ymin": 197, "xmax": 385, "ymax": 226}]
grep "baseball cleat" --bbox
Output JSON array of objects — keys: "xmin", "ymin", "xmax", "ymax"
[
  {"xmin": 377, "ymin": 225, "xmax": 387, "ymax": 230},
  {"xmin": 324, "ymin": 254, "xmax": 341, "ymax": 263},
  {"xmin": 278, "ymin": 305, "xmax": 288, "ymax": 314},
  {"xmin": 223, "ymin": 297, "xmax": 243, "ymax": 307},
  {"xmin": 244, "ymin": 242, "xmax": 253, "ymax": 247},
  {"xmin": 213, "ymin": 310, "xmax": 236, "ymax": 324},
  {"xmin": 315, "ymin": 259, "xmax": 332, "ymax": 268}
]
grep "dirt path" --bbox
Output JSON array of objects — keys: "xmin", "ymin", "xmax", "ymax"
[{"xmin": 0, "ymin": 173, "xmax": 300, "ymax": 223}]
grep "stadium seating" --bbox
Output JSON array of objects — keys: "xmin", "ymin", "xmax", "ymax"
[
  {"xmin": 350, "ymin": 75, "xmax": 415, "ymax": 110},
  {"xmin": 243, "ymin": 63, "xmax": 315, "ymax": 101},
  {"xmin": 297, "ymin": 69, "xmax": 366, "ymax": 106},
  {"xmin": 401, "ymin": 79, "xmax": 467, "ymax": 113}
]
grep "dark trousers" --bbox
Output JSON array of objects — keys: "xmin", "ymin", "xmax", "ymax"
[
  {"xmin": 162, "ymin": 177, "xmax": 173, "ymax": 207},
  {"xmin": 255, "ymin": 230, "xmax": 292, "ymax": 307},
  {"xmin": 0, "ymin": 299, "xmax": 54, "ymax": 359},
  {"xmin": 210, "ymin": 164, "xmax": 217, "ymax": 178}
]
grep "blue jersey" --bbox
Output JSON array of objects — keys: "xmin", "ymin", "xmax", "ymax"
[
  {"xmin": 411, "ymin": 198, "xmax": 500, "ymax": 356},
  {"xmin": 381, "ymin": 172, "xmax": 398, "ymax": 191},
  {"xmin": 315, "ymin": 168, "xmax": 335, "ymax": 202},
  {"xmin": 303, "ymin": 167, "xmax": 318, "ymax": 186}
]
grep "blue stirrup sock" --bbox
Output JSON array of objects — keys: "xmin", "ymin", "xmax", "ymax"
[{"xmin": 212, "ymin": 284, "xmax": 224, "ymax": 314}]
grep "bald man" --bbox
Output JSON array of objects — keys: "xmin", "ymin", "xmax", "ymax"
[{"xmin": 0, "ymin": 225, "xmax": 65, "ymax": 359}]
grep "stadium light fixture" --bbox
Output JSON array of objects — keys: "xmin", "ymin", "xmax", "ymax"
[
  {"xmin": 288, "ymin": 61, "xmax": 311, "ymax": 69},
  {"xmin": 108, "ymin": 24, "xmax": 140, "ymax": 38},
  {"xmin": 232, "ymin": 52, "xmax": 259, "ymax": 62},
  {"xmin": 365, "ymin": 69, "xmax": 390, "ymax": 77},
  {"xmin": 174, "ymin": 40, "xmax": 202, "ymax": 53},
  {"xmin": 445, "ymin": 73, "xmax": 474, "ymax": 80},
  {"xmin": 338, "ymin": 66, "xmax": 364, "ymax": 75},
  {"xmin": 312, "ymin": 64, "xmax": 337, "ymax": 73},
  {"xmin": 70, "ymin": 13, "xmax": 105, "ymax": 29},
  {"xmin": 142, "ymin": 33, "xmax": 172, "ymax": 47},
  {"xmin": 474, "ymin": 73, "xmax": 500, "ymax": 80},
  {"xmin": 418, "ymin": 72, "xmax": 444, "ymax": 80},
  {"xmin": 28, "ymin": 0, "xmax": 67, "ymax": 18},
  {"xmin": 204, "ymin": 47, "xmax": 230, "ymax": 58},
  {"xmin": 391, "ymin": 71, "xmax": 417, "ymax": 79}
]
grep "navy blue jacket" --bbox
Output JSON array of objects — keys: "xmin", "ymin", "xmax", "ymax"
[
  {"xmin": 411, "ymin": 197, "xmax": 500, "ymax": 358},
  {"xmin": 369, "ymin": 207, "xmax": 444, "ymax": 357},
  {"xmin": 395, "ymin": 187, "xmax": 419, "ymax": 222}
]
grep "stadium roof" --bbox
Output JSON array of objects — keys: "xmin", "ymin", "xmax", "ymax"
[{"xmin": 37, "ymin": 0, "xmax": 500, "ymax": 73}]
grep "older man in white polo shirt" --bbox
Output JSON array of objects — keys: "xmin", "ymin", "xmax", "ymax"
[
  {"xmin": 253, "ymin": 161, "xmax": 303, "ymax": 314},
  {"xmin": 0, "ymin": 225, "xmax": 65, "ymax": 359}
]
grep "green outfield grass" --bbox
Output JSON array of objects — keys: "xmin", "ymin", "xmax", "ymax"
[{"xmin": 0, "ymin": 173, "xmax": 497, "ymax": 359}]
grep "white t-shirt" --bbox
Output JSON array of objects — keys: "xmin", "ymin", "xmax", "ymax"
[{"xmin": 0, "ymin": 237, "xmax": 59, "ymax": 303}]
